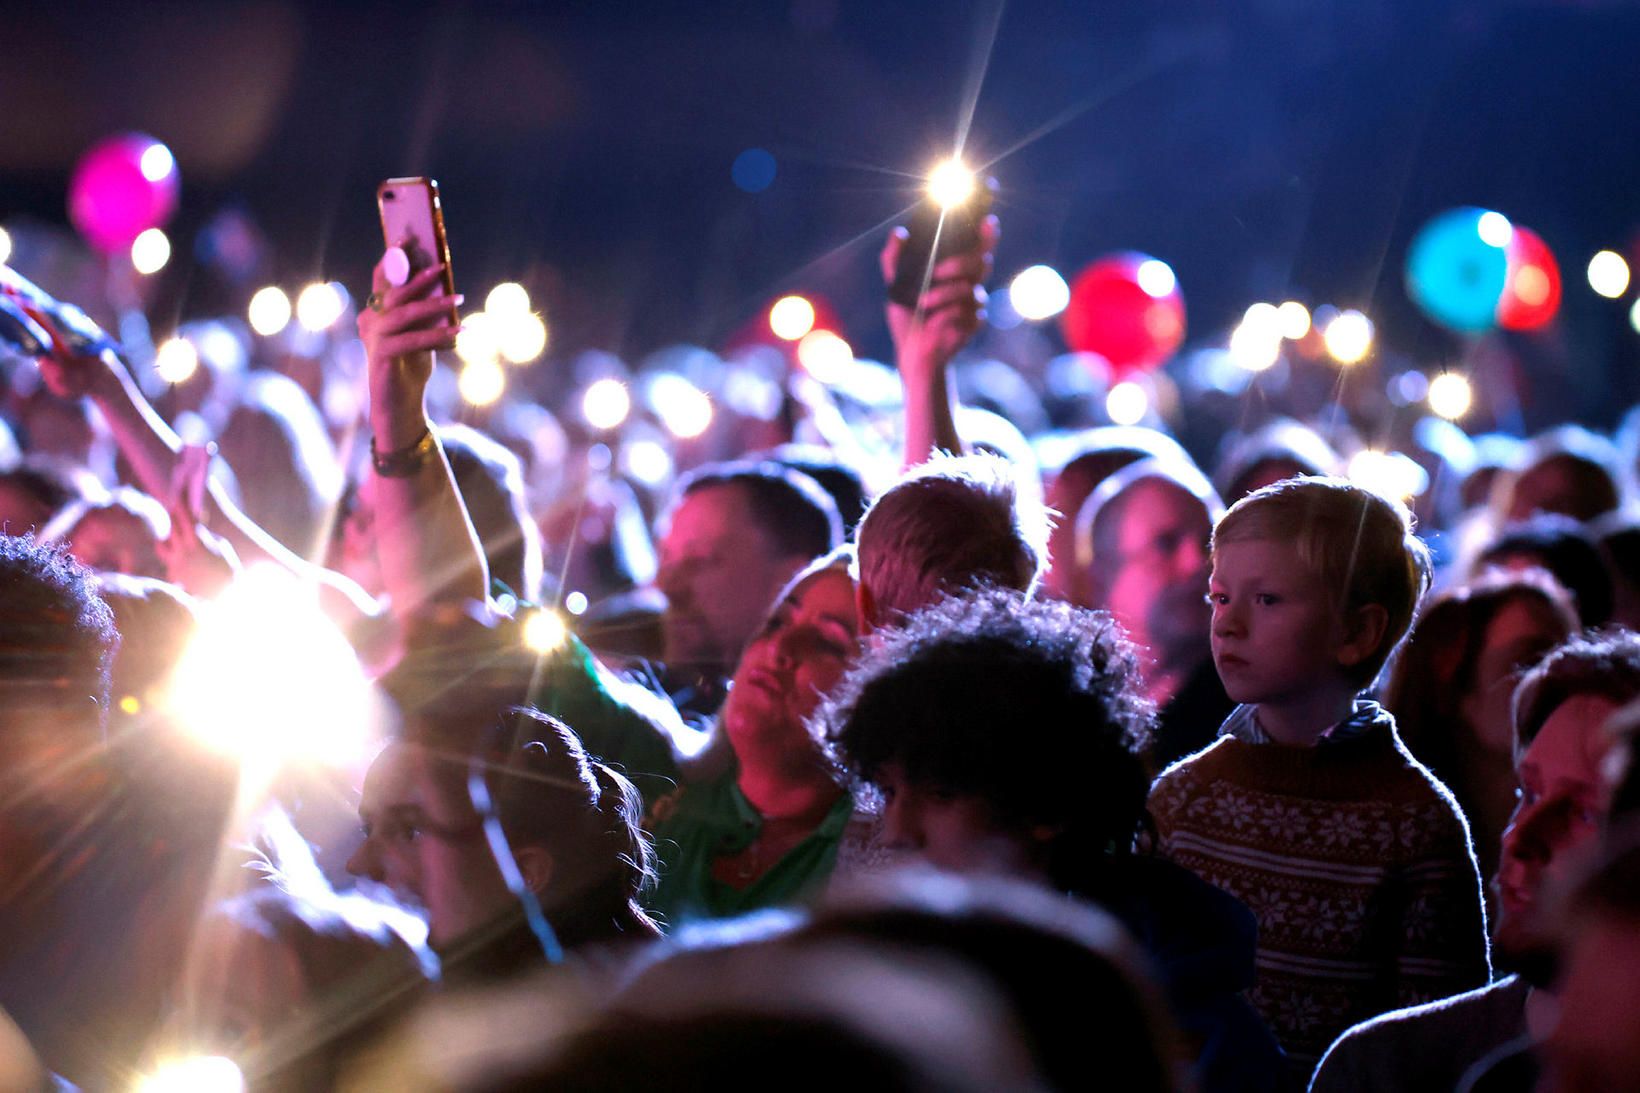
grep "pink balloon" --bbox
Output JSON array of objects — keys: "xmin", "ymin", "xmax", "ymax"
[{"xmin": 67, "ymin": 133, "xmax": 180, "ymax": 253}]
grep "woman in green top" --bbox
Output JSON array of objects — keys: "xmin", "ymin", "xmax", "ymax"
[{"xmin": 643, "ymin": 547, "xmax": 863, "ymax": 927}]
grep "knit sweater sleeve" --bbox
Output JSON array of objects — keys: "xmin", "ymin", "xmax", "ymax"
[{"xmin": 1390, "ymin": 787, "xmax": 1492, "ymax": 1007}]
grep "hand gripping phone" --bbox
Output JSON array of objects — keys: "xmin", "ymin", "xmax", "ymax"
[
  {"xmin": 376, "ymin": 177, "xmax": 460, "ymax": 326},
  {"xmin": 887, "ymin": 162, "xmax": 996, "ymax": 310}
]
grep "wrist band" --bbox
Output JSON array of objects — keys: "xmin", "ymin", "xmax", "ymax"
[{"xmin": 371, "ymin": 427, "xmax": 436, "ymax": 478}]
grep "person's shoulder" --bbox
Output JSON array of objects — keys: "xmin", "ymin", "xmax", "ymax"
[{"xmin": 1152, "ymin": 735, "xmax": 1242, "ymax": 786}]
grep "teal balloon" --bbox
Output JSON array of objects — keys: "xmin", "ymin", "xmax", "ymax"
[{"xmin": 1405, "ymin": 208, "xmax": 1510, "ymax": 333}]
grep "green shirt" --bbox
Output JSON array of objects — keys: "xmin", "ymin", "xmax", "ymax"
[{"xmin": 645, "ymin": 770, "xmax": 856, "ymax": 929}]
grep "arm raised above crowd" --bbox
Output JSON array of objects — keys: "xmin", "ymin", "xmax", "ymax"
[
  {"xmin": 35, "ymin": 336, "xmax": 378, "ymax": 622},
  {"xmin": 881, "ymin": 215, "xmax": 997, "ymax": 468},
  {"xmin": 356, "ymin": 257, "xmax": 490, "ymax": 611}
]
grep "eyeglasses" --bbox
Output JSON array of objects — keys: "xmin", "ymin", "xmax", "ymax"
[{"xmin": 0, "ymin": 264, "xmax": 119, "ymax": 359}]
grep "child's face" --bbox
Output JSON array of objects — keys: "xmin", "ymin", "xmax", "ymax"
[{"xmin": 1208, "ymin": 537, "xmax": 1349, "ymax": 706}]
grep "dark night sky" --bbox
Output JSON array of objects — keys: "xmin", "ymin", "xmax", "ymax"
[{"xmin": 3, "ymin": 0, "xmax": 1638, "ymax": 418}]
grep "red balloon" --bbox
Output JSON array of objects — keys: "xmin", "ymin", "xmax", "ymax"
[
  {"xmin": 1060, "ymin": 253, "xmax": 1186, "ymax": 377},
  {"xmin": 1495, "ymin": 225, "xmax": 1561, "ymax": 331},
  {"xmin": 67, "ymin": 133, "xmax": 180, "ymax": 254}
]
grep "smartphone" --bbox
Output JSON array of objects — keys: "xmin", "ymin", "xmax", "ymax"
[
  {"xmin": 887, "ymin": 173, "xmax": 996, "ymax": 309},
  {"xmin": 376, "ymin": 177, "xmax": 459, "ymax": 326}
]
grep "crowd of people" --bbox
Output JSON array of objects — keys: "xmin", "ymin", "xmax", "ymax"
[{"xmin": 0, "ymin": 202, "xmax": 1639, "ymax": 1093}]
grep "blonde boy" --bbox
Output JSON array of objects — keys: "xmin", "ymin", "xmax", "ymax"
[{"xmin": 1147, "ymin": 477, "xmax": 1489, "ymax": 1077}]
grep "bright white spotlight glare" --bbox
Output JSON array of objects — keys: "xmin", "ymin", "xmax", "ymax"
[
  {"xmin": 1347, "ymin": 449, "xmax": 1427, "ymax": 502},
  {"xmin": 1009, "ymin": 266, "xmax": 1070, "ymax": 321},
  {"xmin": 131, "ymin": 228, "xmax": 170, "ymax": 275},
  {"xmin": 455, "ymin": 312, "xmax": 501, "ymax": 365},
  {"xmin": 133, "ymin": 1054, "xmax": 244, "ymax": 1093},
  {"xmin": 623, "ymin": 438, "xmax": 673, "ymax": 487},
  {"xmin": 769, "ymin": 295, "xmax": 816, "ymax": 341},
  {"xmin": 564, "ymin": 591, "xmax": 589, "ymax": 616},
  {"xmin": 1135, "ymin": 259, "xmax": 1177, "ymax": 299},
  {"xmin": 296, "ymin": 282, "xmax": 347, "ymax": 332},
  {"xmin": 247, "ymin": 286, "xmax": 291, "ymax": 337},
  {"xmin": 167, "ymin": 565, "xmax": 373, "ymax": 771},
  {"xmin": 1228, "ymin": 322, "xmax": 1281, "ymax": 372},
  {"xmin": 523, "ymin": 608, "xmax": 567, "ymax": 654},
  {"xmin": 459, "ymin": 359, "xmax": 506, "ymax": 406},
  {"xmin": 1323, "ymin": 309, "xmax": 1374, "ymax": 364},
  {"xmin": 583, "ymin": 378, "xmax": 631, "ymax": 431},
  {"xmin": 485, "ymin": 282, "xmax": 530, "ymax": 316},
  {"xmin": 796, "ymin": 330, "xmax": 853, "ymax": 383},
  {"xmin": 0, "ymin": 226, "xmax": 14, "ymax": 266},
  {"xmin": 1241, "ymin": 302, "xmax": 1282, "ymax": 342},
  {"xmin": 1277, "ymin": 300, "xmax": 1311, "ymax": 339},
  {"xmin": 1476, "ymin": 211, "xmax": 1513, "ymax": 249},
  {"xmin": 154, "ymin": 338, "xmax": 200, "ymax": 384},
  {"xmin": 926, "ymin": 159, "xmax": 976, "ymax": 210},
  {"xmin": 1427, "ymin": 373, "xmax": 1473, "ymax": 420},
  {"xmin": 1588, "ymin": 251, "xmax": 1631, "ymax": 300},
  {"xmin": 497, "ymin": 313, "xmax": 548, "ymax": 364},
  {"xmin": 1629, "ymin": 297, "xmax": 1640, "ymax": 335},
  {"xmin": 650, "ymin": 374, "xmax": 713, "ymax": 439},
  {"xmin": 1106, "ymin": 380, "xmax": 1149, "ymax": 426},
  {"xmin": 139, "ymin": 142, "xmax": 176, "ymax": 183}
]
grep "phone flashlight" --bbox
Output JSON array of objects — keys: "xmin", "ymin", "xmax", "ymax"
[{"xmin": 887, "ymin": 157, "xmax": 995, "ymax": 309}]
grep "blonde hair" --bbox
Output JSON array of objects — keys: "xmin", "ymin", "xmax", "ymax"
[{"xmin": 1212, "ymin": 476, "xmax": 1431, "ymax": 686}]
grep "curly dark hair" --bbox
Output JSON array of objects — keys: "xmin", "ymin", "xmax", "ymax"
[
  {"xmin": 0, "ymin": 533, "xmax": 118, "ymax": 732},
  {"xmin": 815, "ymin": 587, "xmax": 1155, "ymax": 885}
]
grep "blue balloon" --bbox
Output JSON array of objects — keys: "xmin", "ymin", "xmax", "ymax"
[
  {"xmin": 731, "ymin": 148, "xmax": 777, "ymax": 194},
  {"xmin": 1405, "ymin": 207, "xmax": 1510, "ymax": 333}
]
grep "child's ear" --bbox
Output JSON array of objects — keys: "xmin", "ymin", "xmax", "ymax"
[{"xmin": 1336, "ymin": 604, "xmax": 1390, "ymax": 669}]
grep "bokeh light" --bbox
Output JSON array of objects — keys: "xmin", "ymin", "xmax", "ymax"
[
  {"xmin": 1476, "ymin": 211, "xmax": 1513, "ymax": 249},
  {"xmin": 1427, "ymin": 372, "xmax": 1474, "ymax": 420},
  {"xmin": 133, "ymin": 1055, "xmax": 244, "ymax": 1093},
  {"xmin": 1588, "ymin": 250, "xmax": 1631, "ymax": 299},
  {"xmin": 138, "ymin": 142, "xmax": 177, "ymax": 184},
  {"xmin": 1106, "ymin": 380, "xmax": 1149, "ymax": 425},
  {"xmin": 1008, "ymin": 265, "xmax": 1070, "ymax": 321},
  {"xmin": 247, "ymin": 286, "xmax": 291, "ymax": 337},
  {"xmin": 1347, "ymin": 449, "xmax": 1428, "ymax": 502},
  {"xmin": 1134, "ymin": 259, "xmax": 1177, "ymax": 298},
  {"xmin": 623, "ymin": 437, "xmax": 673, "ymax": 487},
  {"xmin": 0, "ymin": 226, "xmax": 11, "ymax": 265},
  {"xmin": 523, "ymin": 608, "xmax": 567, "ymax": 654},
  {"xmin": 564, "ymin": 591, "xmax": 589, "ymax": 616},
  {"xmin": 295, "ymin": 282, "xmax": 347, "ymax": 332},
  {"xmin": 1228, "ymin": 319, "xmax": 1281, "ymax": 372},
  {"xmin": 926, "ymin": 159, "xmax": 976, "ymax": 210},
  {"xmin": 650, "ymin": 373, "xmax": 713, "ymax": 438},
  {"xmin": 459, "ymin": 358, "xmax": 506, "ymax": 406},
  {"xmin": 167, "ymin": 565, "xmax": 375, "ymax": 771},
  {"xmin": 1277, "ymin": 300, "xmax": 1311, "ymax": 339},
  {"xmin": 486, "ymin": 282, "xmax": 531, "ymax": 316},
  {"xmin": 1323, "ymin": 309, "xmax": 1374, "ymax": 364},
  {"xmin": 583, "ymin": 378, "xmax": 631, "ymax": 431},
  {"xmin": 1630, "ymin": 297, "xmax": 1640, "ymax": 335},
  {"xmin": 796, "ymin": 329, "xmax": 852, "ymax": 383},
  {"xmin": 455, "ymin": 311, "xmax": 501, "ymax": 365},
  {"xmin": 497, "ymin": 312, "xmax": 549, "ymax": 364},
  {"xmin": 732, "ymin": 148, "xmax": 777, "ymax": 193},
  {"xmin": 154, "ymin": 337, "xmax": 200, "ymax": 384},
  {"xmin": 769, "ymin": 295, "xmax": 816, "ymax": 341},
  {"xmin": 130, "ymin": 228, "xmax": 171, "ymax": 275}
]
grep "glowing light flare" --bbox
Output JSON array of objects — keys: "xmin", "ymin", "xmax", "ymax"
[
  {"xmin": 623, "ymin": 438, "xmax": 673, "ymax": 487},
  {"xmin": 1008, "ymin": 265, "xmax": 1070, "ymax": 321},
  {"xmin": 582, "ymin": 378, "xmax": 631, "ymax": 431},
  {"xmin": 1277, "ymin": 301, "xmax": 1311, "ymax": 339},
  {"xmin": 796, "ymin": 329, "xmax": 853, "ymax": 384},
  {"xmin": 1323, "ymin": 310, "xmax": 1374, "ymax": 364},
  {"xmin": 131, "ymin": 228, "xmax": 170, "ymax": 275},
  {"xmin": 1228, "ymin": 321, "xmax": 1281, "ymax": 372},
  {"xmin": 1106, "ymin": 380, "xmax": 1149, "ymax": 426},
  {"xmin": 455, "ymin": 312, "xmax": 501, "ymax": 365},
  {"xmin": 1347, "ymin": 449, "xmax": 1428, "ymax": 502},
  {"xmin": 926, "ymin": 159, "xmax": 976, "ymax": 210},
  {"xmin": 0, "ymin": 226, "xmax": 13, "ymax": 266},
  {"xmin": 650, "ymin": 373, "xmax": 713, "ymax": 439},
  {"xmin": 247, "ymin": 286, "xmax": 291, "ymax": 337},
  {"xmin": 154, "ymin": 338, "xmax": 200, "ymax": 384},
  {"xmin": 1588, "ymin": 251, "xmax": 1630, "ymax": 299},
  {"xmin": 769, "ymin": 295, "xmax": 816, "ymax": 341},
  {"xmin": 138, "ymin": 142, "xmax": 177, "ymax": 184},
  {"xmin": 459, "ymin": 359, "xmax": 506, "ymax": 406},
  {"xmin": 133, "ymin": 1055, "xmax": 244, "ymax": 1093},
  {"xmin": 485, "ymin": 282, "xmax": 530, "ymax": 316},
  {"xmin": 1427, "ymin": 373, "xmax": 1474, "ymax": 420},
  {"xmin": 119, "ymin": 695, "xmax": 141, "ymax": 716},
  {"xmin": 1476, "ymin": 211, "xmax": 1513, "ymax": 249},
  {"xmin": 564, "ymin": 592, "xmax": 589, "ymax": 616},
  {"xmin": 496, "ymin": 312, "xmax": 548, "ymax": 364},
  {"xmin": 1630, "ymin": 297, "xmax": 1640, "ymax": 335},
  {"xmin": 295, "ymin": 282, "xmax": 347, "ymax": 332},
  {"xmin": 522, "ymin": 608, "xmax": 567, "ymax": 654},
  {"xmin": 167, "ymin": 565, "xmax": 374, "ymax": 772},
  {"xmin": 1134, "ymin": 259, "xmax": 1177, "ymax": 299}
]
